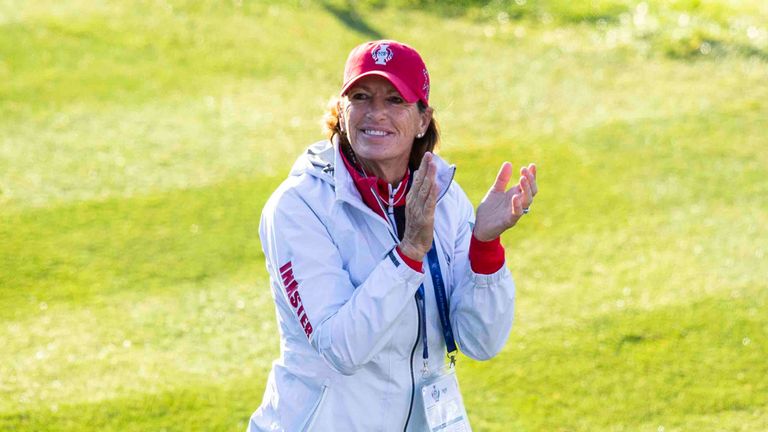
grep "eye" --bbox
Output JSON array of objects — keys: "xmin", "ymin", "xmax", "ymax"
[
  {"xmin": 350, "ymin": 92, "xmax": 369, "ymax": 101},
  {"xmin": 387, "ymin": 95, "xmax": 404, "ymax": 104}
]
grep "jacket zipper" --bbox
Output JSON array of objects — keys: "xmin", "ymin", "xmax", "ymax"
[
  {"xmin": 402, "ymin": 294, "xmax": 421, "ymax": 432},
  {"xmin": 361, "ymin": 173, "xmax": 454, "ymax": 431},
  {"xmin": 301, "ymin": 384, "xmax": 329, "ymax": 432}
]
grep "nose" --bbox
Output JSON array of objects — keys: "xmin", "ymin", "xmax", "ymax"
[{"xmin": 365, "ymin": 95, "xmax": 387, "ymax": 119}]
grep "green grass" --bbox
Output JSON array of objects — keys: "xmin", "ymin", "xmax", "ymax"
[{"xmin": 1, "ymin": 1, "xmax": 767, "ymax": 430}]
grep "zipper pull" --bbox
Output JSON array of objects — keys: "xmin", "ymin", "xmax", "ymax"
[{"xmin": 416, "ymin": 285, "xmax": 429, "ymax": 375}]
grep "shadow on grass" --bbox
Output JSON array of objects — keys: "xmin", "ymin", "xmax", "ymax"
[{"xmin": 320, "ymin": 1, "xmax": 384, "ymax": 39}]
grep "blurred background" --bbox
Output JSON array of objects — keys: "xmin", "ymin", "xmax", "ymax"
[{"xmin": 1, "ymin": 0, "xmax": 766, "ymax": 430}]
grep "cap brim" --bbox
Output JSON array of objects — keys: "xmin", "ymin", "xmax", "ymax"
[{"xmin": 340, "ymin": 71, "xmax": 421, "ymax": 105}]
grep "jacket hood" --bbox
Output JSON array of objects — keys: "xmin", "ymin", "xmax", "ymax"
[
  {"xmin": 289, "ymin": 139, "xmax": 337, "ymax": 182},
  {"xmin": 289, "ymin": 137, "xmax": 456, "ymax": 204}
]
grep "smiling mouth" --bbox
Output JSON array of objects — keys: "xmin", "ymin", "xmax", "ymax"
[{"xmin": 361, "ymin": 129, "xmax": 391, "ymax": 137}]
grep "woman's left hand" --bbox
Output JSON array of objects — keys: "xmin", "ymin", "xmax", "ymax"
[{"xmin": 473, "ymin": 162, "xmax": 538, "ymax": 242}]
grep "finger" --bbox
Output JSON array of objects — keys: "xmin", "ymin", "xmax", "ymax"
[
  {"xmin": 520, "ymin": 175, "xmax": 533, "ymax": 207},
  {"xmin": 491, "ymin": 162, "xmax": 513, "ymax": 193},
  {"xmin": 511, "ymin": 193, "xmax": 523, "ymax": 218},
  {"xmin": 422, "ymin": 156, "xmax": 437, "ymax": 198},
  {"xmin": 422, "ymin": 151, "xmax": 433, "ymax": 167},
  {"xmin": 426, "ymin": 175, "xmax": 439, "ymax": 212},
  {"xmin": 409, "ymin": 171, "xmax": 423, "ymax": 202},
  {"xmin": 524, "ymin": 164, "xmax": 538, "ymax": 196},
  {"xmin": 519, "ymin": 177, "xmax": 531, "ymax": 208},
  {"xmin": 415, "ymin": 152, "xmax": 432, "ymax": 186},
  {"xmin": 408, "ymin": 153, "xmax": 431, "ymax": 203},
  {"xmin": 520, "ymin": 166, "xmax": 533, "ymax": 185}
]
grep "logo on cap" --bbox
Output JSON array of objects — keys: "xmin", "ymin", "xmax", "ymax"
[{"xmin": 371, "ymin": 43, "xmax": 393, "ymax": 65}]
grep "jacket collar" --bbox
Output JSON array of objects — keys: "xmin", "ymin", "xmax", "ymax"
[
  {"xmin": 291, "ymin": 137, "xmax": 456, "ymax": 211},
  {"xmin": 339, "ymin": 147, "xmax": 410, "ymax": 219}
]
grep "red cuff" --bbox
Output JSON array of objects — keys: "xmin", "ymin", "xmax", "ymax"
[
  {"xmin": 469, "ymin": 235, "xmax": 505, "ymax": 274},
  {"xmin": 396, "ymin": 247, "xmax": 424, "ymax": 273}
]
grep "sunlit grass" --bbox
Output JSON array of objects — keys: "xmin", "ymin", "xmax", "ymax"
[{"xmin": 1, "ymin": 1, "xmax": 766, "ymax": 431}]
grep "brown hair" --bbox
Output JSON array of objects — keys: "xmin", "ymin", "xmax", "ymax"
[{"xmin": 322, "ymin": 97, "xmax": 440, "ymax": 171}]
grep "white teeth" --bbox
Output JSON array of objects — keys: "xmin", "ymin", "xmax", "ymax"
[{"xmin": 364, "ymin": 129, "xmax": 387, "ymax": 136}]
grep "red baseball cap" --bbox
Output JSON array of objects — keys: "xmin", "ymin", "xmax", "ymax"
[{"xmin": 340, "ymin": 40, "xmax": 430, "ymax": 106}]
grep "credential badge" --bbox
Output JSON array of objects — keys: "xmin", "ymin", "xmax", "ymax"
[{"xmin": 372, "ymin": 43, "xmax": 393, "ymax": 65}]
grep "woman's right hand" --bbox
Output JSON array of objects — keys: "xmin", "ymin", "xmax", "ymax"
[{"xmin": 399, "ymin": 152, "xmax": 438, "ymax": 262}]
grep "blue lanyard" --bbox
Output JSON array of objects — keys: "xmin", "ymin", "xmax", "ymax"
[{"xmin": 416, "ymin": 240, "xmax": 458, "ymax": 367}]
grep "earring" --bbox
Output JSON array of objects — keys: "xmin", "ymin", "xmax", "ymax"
[{"xmin": 416, "ymin": 132, "xmax": 424, "ymax": 138}]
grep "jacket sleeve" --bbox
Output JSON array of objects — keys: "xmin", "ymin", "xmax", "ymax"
[
  {"xmin": 447, "ymin": 187, "xmax": 516, "ymax": 361},
  {"xmin": 260, "ymin": 188, "xmax": 425, "ymax": 375}
]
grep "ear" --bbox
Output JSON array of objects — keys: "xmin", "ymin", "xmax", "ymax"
[
  {"xmin": 419, "ymin": 106, "xmax": 434, "ymax": 135},
  {"xmin": 336, "ymin": 100, "xmax": 346, "ymax": 132}
]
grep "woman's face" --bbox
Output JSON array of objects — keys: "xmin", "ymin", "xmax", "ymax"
[{"xmin": 340, "ymin": 76, "xmax": 432, "ymax": 177}]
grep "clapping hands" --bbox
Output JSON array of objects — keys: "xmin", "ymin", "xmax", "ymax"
[
  {"xmin": 399, "ymin": 152, "xmax": 438, "ymax": 261},
  {"xmin": 473, "ymin": 162, "xmax": 538, "ymax": 242},
  {"xmin": 399, "ymin": 156, "xmax": 538, "ymax": 261}
]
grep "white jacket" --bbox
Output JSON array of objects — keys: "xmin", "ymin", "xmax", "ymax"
[{"xmin": 248, "ymin": 139, "xmax": 515, "ymax": 432}]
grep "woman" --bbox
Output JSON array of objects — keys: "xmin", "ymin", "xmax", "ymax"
[{"xmin": 249, "ymin": 40, "xmax": 537, "ymax": 431}]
